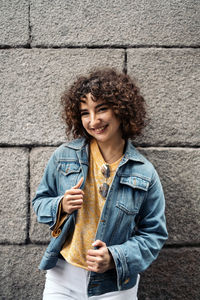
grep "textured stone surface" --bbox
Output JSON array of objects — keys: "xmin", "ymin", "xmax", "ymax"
[
  {"xmin": 0, "ymin": 245, "xmax": 46, "ymax": 300},
  {"xmin": 0, "ymin": 148, "xmax": 28, "ymax": 243},
  {"xmin": 128, "ymin": 49, "xmax": 200, "ymax": 146},
  {"xmin": 0, "ymin": 49, "xmax": 124, "ymax": 146},
  {"xmin": 0, "ymin": 0, "xmax": 29, "ymax": 46},
  {"xmin": 30, "ymin": 147, "xmax": 56, "ymax": 242},
  {"xmin": 139, "ymin": 148, "xmax": 200, "ymax": 244},
  {"xmin": 138, "ymin": 248, "xmax": 200, "ymax": 300},
  {"xmin": 30, "ymin": 0, "xmax": 200, "ymax": 47}
]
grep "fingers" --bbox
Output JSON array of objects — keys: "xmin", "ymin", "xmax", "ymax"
[
  {"xmin": 92, "ymin": 240, "xmax": 106, "ymax": 248},
  {"xmin": 72, "ymin": 177, "xmax": 84, "ymax": 189},
  {"xmin": 67, "ymin": 199, "xmax": 83, "ymax": 206},
  {"xmin": 64, "ymin": 193, "xmax": 84, "ymax": 200},
  {"xmin": 62, "ymin": 197, "xmax": 83, "ymax": 214},
  {"xmin": 86, "ymin": 240, "xmax": 114, "ymax": 273},
  {"xmin": 65, "ymin": 177, "xmax": 84, "ymax": 197},
  {"xmin": 65, "ymin": 189, "xmax": 83, "ymax": 195},
  {"xmin": 66, "ymin": 204, "xmax": 83, "ymax": 214},
  {"xmin": 62, "ymin": 196, "xmax": 83, "ymax": 214},
  {"xmin": 62, "ymin": 177, "xmax": 84, "ymax": 214},
  {"xmin": 87, "ymin": 240, "xmax": 106, "ymax": 256}
]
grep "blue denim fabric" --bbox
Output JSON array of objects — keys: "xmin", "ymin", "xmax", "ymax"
[{"xmin": 32, "ymin": 138, "xmax": 168, "ymax": 297}]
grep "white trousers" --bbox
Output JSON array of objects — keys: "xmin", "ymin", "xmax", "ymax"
[{"xmin": 43, "ymin": 259, "xmax": 140, "ymax": 300}]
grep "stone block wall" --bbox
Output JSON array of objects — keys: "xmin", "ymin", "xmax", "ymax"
[{"xmin": 0, "ymin": 1, "xmax": 199, "ymax": 299}]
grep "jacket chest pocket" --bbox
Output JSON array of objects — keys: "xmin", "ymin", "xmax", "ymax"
[
  {"xmin": 117, "ymin": 176, "xmax": 150, "ymax": 215},
  {"xmin": 58, "ymin": 161, "xmax": 81, "ymax": 194}
]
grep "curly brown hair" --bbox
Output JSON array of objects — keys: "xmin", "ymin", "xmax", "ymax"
[{"xmin": 61, "ymin": 68, "xmax": 147, "ymax": 140}]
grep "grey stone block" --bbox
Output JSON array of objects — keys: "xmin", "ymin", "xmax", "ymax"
[
  {"xmin": 0, "ymin": 148, "xmax": 28, "ymax": 243},
  {"xmin": 138, "ymin": 248, "xmax": 200, "ymax": 300},
  {"xmin": 139, "ymin": 148, "xmax": 200, "ymax": 244},
  {"xmin": 0, "ymin": 244, "xmax": 46, "ymax": 300},
  {"xmin": 0, "ymin": 0, "xmax": 29, "ymax": 46},
  {"xmin": 0, "ymin": 49, "xmax": 124, "ymax": 145},
  {"xmin": 30, "ymin": 147, "xmax": 57, "ymax": 242},
  {"xmin": 128, "ymin": 49, "xmax": 200, "ymax": 146},
  {"xmin": 30, "ymin": 0, "xmax": 200, "ymax": 47}
]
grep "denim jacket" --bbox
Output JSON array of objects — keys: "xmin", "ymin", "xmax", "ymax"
[{"xmin": 32, "ymin": 138, "xmax": 168, "ymax": 297}]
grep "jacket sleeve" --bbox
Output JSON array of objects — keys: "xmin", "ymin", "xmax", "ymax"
[
  {"xmin": 108, "ymin": 169, "xmax": 168, "ymax": 289},
  {"xmin": 32, "ymin": 150, "xmax": 64, "ymax": 230}
]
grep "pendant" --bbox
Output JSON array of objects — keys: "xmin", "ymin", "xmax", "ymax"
[
  {"xmin": 101, "ymin": 164, "xmax": 110, "ymax": 178},
  {"xmin": 99, "ymin": 183, "xmax": 109, "ymax": 198}
]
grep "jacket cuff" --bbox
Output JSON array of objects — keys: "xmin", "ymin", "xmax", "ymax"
[
  {"xmin": 50, "ymin": 195, "xmax": 65, "ymax": 230},
  {"xmin": 51, "ymin": 200, "xmax": 69, "ymax": 237},
  {"xmin": 108, "ymin": 245, "xmax": 130, "ymax": 291}
]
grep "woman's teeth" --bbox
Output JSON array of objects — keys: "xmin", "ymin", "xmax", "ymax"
[{"xmin": 94, "ymin": 126, "xmax": 106, "ymax": 133}]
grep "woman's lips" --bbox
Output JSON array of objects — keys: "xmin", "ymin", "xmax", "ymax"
[{"xmin": 91, "ymin": 125, "xmax": 108, "ymax": 134}]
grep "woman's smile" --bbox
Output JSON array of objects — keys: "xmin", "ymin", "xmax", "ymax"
[{"xmin": 90, "ymin": 125, "xmax": 108, "ymax": 134}]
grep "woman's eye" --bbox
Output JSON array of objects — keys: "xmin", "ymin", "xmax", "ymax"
[
  {"xmin": 98, "ymin": 107, "xmax": 108, "ymax": 112},
  {"xmin": 80, "ymin": 112, "xmax": 89, "ymax": 117}
]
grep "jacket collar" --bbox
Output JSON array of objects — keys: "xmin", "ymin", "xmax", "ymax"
[
  {"xmin": 65, "ymin": 138, "xmax": 145, "ymax": 164},
  {"xmin": 123, "ymin": 139, "xmax": 145, "ymax": 164}
]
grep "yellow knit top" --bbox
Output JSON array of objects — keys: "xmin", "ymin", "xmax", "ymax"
[{"xmin": 59, "ymin": 139, "xmax": 122, "ymax": 270}]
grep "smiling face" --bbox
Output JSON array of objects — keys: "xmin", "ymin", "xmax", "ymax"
[{"xmin": 80, "ymin": 93, "xmax": 122, "ymax": 147}]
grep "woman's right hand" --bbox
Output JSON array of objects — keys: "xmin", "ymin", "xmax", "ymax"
[{"xmin": 61, "ymin": 177, "xmax": 84, "ymax": 214}]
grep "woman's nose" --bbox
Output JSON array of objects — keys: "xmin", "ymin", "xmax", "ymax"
[{"xmin": 89, "ymin": 113, "xmax": 100, "ymax": 127}]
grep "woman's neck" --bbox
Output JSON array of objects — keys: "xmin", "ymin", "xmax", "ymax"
[{"xmin": 97, "ymin": 139, "xmax": 125, "ymax": 164}]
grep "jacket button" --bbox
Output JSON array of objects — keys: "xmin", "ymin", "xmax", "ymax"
[
  {"xmin": 100, "ymin": 220, "xmax": 105, "ymax": 223},
  {"xmin": 124, "ymin": 278, "xmax": 130, "ymax": 284}
]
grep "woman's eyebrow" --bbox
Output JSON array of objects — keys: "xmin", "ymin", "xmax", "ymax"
[
  {"xmin": 80, "ymin": 102, "xmax": 107, "ymax": 111},
  {"xmin": 95, "ymin": 102, "xmax": 107, "ymax": 109}
]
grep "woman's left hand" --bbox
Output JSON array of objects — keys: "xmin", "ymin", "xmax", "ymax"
[{"xmin": 86, "ymin": 240, "xmax": 115, "ymax": 273}]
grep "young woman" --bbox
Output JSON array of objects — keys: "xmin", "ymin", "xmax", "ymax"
[{"xmin": 32, "ymin": 68, "xmax": 168, "ymax": 299}]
